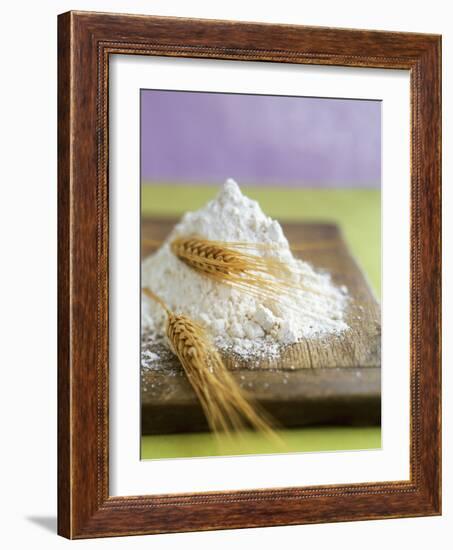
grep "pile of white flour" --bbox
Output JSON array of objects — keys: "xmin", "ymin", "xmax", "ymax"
[{"xmin": 142, "ymin": 179, "xmax": 348, "ymax": 359}]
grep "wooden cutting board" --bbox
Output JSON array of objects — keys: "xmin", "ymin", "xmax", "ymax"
[{"xmin": 141, "ymin": 218, "xmax": 381, "ymax": 435}]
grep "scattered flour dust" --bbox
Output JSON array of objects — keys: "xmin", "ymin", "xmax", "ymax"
[{"xmin": 141, "ymin": 179, "xmax": 349, "ymax": 365}]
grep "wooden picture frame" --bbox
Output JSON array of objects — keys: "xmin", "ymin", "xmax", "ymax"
[{"xmin": 58, "ymin": 10, "xmax": 441, "ymax": 539}]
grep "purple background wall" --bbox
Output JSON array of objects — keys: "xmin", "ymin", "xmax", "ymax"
[{"xmin": 141, "ymin": 90, "xmax": 381, "ymax": 188}]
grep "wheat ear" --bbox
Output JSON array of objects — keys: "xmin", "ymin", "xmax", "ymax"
[
  {"xmin": 142, "ymin": 287, "xmax": 277, "ymax": 437},
  {"xmin": 169, "ymin": 237, "xmax": 332, "ymax": 321},
  {"xmin": 143, "ymin": 237, "xmax": 337, "ymax": 253}
]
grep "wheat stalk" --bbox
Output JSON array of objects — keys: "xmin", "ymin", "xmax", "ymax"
[
  {"xmin": 143, "ymin": 236, "xmax": 337, "ymax": 252},
  {"xmin": 142, "ymin": 287, "xmax": 278, "ymax": 438},
  {"xmin": 169, "ymin": 236, "xmax": 329, "ymax": 317}
]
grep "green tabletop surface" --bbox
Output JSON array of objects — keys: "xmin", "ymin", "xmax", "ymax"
[
  {"xmin": 141, "ymin": 183, "xmax": 381, "ymax": 459},
  {"xmin": 141, "ymin": 426, "xmax": 381, "ymax": 460}
]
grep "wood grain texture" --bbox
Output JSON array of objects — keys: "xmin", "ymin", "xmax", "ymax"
[
  {"xmin": 141, "ymin": 220, "xmax": 381, "ymax": 434},
  {"xmin": 57, "ymin": 12, "xmax": 71, "ymax": 537},
  {"xmin": 58, "ymin": 10, "xmax": 441, "ymax": 539},
  {"xmin": 142, "ymin": 367, "xmax": 381, "ymax": 435}
]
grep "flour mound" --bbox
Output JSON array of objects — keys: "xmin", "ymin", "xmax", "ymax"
[{"xmin": 142, "ymin": 179, "xmax": 348, "ymax": 359}]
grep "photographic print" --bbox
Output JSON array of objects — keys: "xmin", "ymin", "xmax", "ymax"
[{"xmin": 140, "ymin": 90, "xmax": 381, "ymax": 459}]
